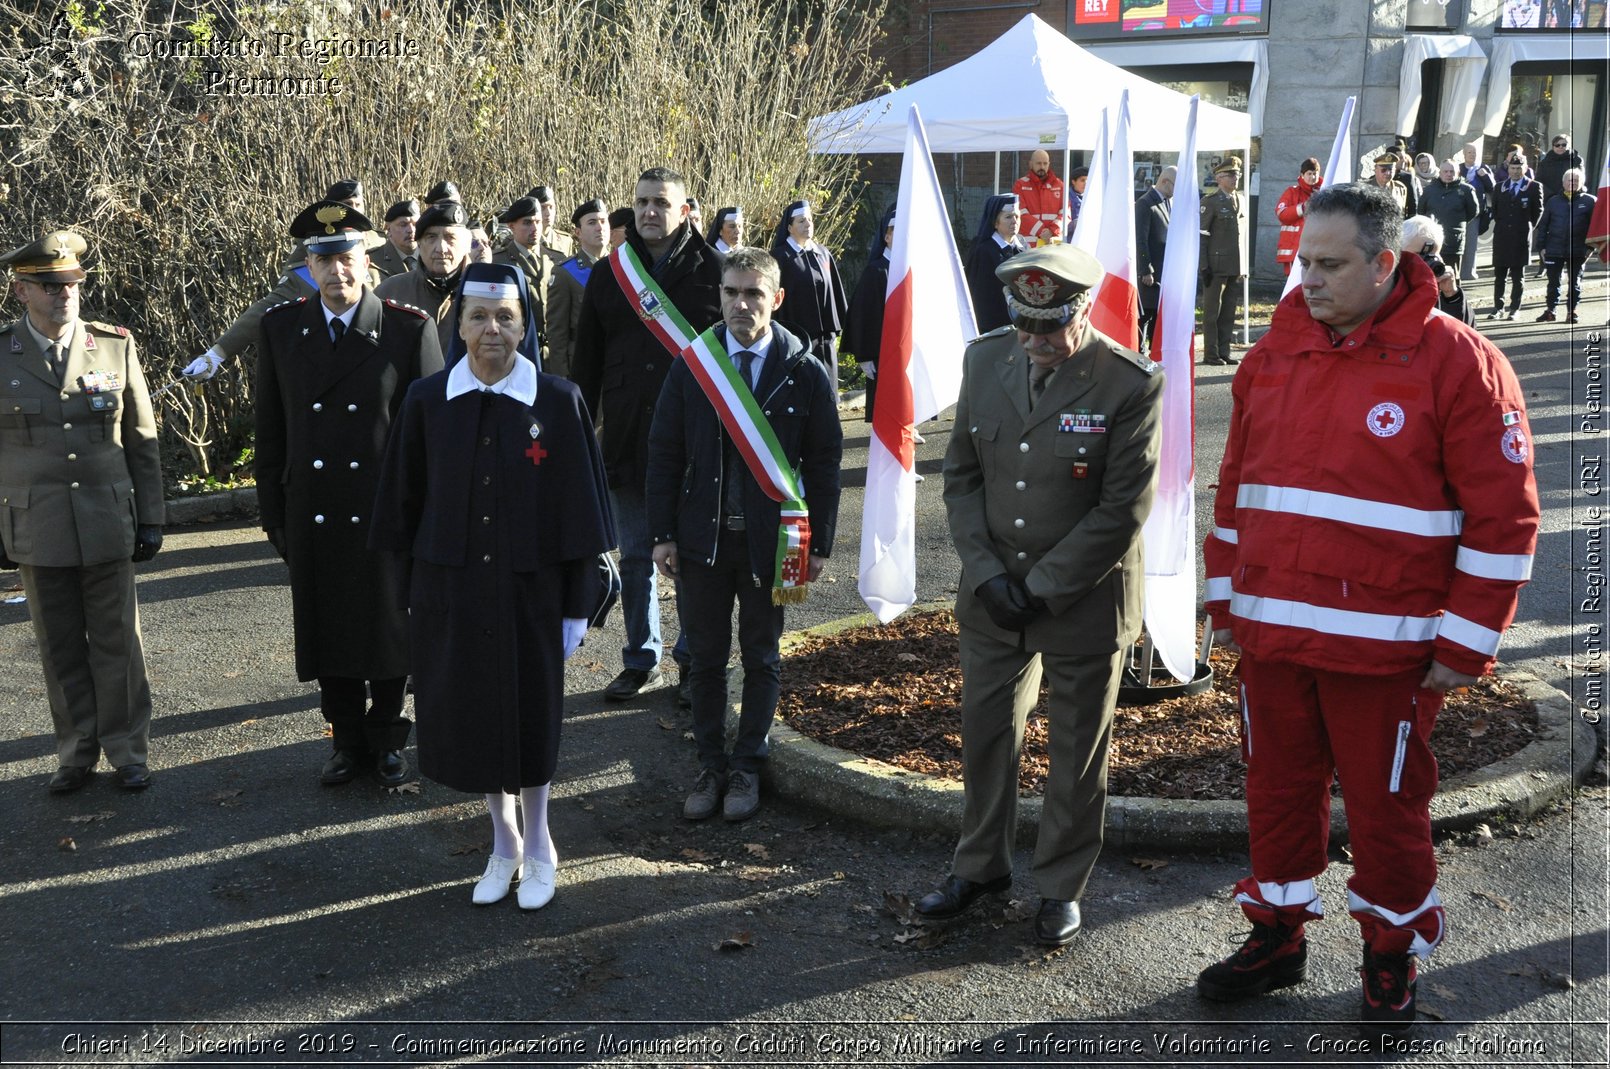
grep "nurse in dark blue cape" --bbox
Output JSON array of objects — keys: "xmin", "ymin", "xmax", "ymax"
[
  {"xmin": 964, "ymin": 193, "xmax": 1026, "ymax": 333},
  {"xmin": 843, "ymin": 204, "xmax": 896, "ymax": 423},
  {"xmin": 371, "ymin": 261, "xmax": 615, "ymax": 911},
  {"xmin": 769, "ymin": 199, "xmax": 850, "ymax": 378}
]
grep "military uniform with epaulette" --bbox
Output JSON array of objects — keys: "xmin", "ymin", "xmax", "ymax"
[
  {"xmin": 1199, "ymin": 157, "xmax": 1249, "ymax": 366},
  {"xmin": 0, "ymin": 231, "xmax": 164, "ymax": 791},
  {"xmin": 916, "ymin": 243, "xmax": 1164, "ymax": 947},
  {"xmin": 255, "ymin": 201, "xmax": 445, "ymax": 786}
]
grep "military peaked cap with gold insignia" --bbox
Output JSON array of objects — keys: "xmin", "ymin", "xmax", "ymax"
[
  {"xmin": 1, "ymin": 230, "xmax": 89, "ymax": 283},
  {"xmin": 994, "ymin": 244, "xmax": 1104, "ymax": 334},
  {"xmin": 290, "ymin": 199, "xmax": 376, "ymax": 254},
  {"xmin": 1214, "ymin": 157, "xmax": 1243, "ymax": 176}
]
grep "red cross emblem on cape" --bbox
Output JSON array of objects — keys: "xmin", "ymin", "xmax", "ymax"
[{"xmin": 525, "ymin": 440, "xmax": 548, "ymax": 466}]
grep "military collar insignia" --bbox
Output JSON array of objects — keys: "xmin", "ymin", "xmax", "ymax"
[{"xmin": 82, "ymin": 333, "xmax": 96, "ymax": 350}]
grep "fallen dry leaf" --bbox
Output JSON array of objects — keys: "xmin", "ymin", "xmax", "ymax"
[
  {"xmin": 1000, "ymin": 898, "xmax": 1036, "ymax": 923},
  {"xmin": 882, "ymin": 891, "xmax": 918, "ymax": 926},
  {"xmin": 680, "ymin": 847, "xmax": 714, "ymax": 862},
  {"xmin": 386, "ymin": 781, "xmax": 422, "ymax": 795},
  {"xmin": 1470, "ymin": 889, "xmax": 1513, "ymax": 911},
  {"xmin": 66, "ymin": 811, "xmax": 114, "ymax": 824},
  {"xmin": 240, "ymin": 718, "xmax": 258, "ymax": 727},
  {"xmin": 209, "ymin": 789, "xmax": 244, "ymax": 806},
  {"xmin": 1468, "ymin": 717, "xmax": 1489, "ymax": 737},
  {"xmin": 656, "ymin": 717, "xmax": 677, "ymax": 731},
  {"xmin": 832, "ymin": 870, "xmax": 846, "ymax": 880},
  {"xmin": 744, "ymin": 843, "xmax": 770, "ymax": 859},
  {"xmin": 57, "ymin": 837, "xmax": 76, "ymax": 852},
  {"xmin": 893, "ymin": 927, "xmax": 949, "ymax": 949},
  {"xmin": 449, "ymin": 841, "xmax": 487, "ymax": 857},
  {"xmin": 896, "ymin": 652, "xmax": 919, "ymax": 662},
  {"xmin": 1419, "ymin": 1005, "xmax": 1446, "ymax": 1021},
  {"xmin": 1473, "ymin": 823, "xmax": 1495, "ymax": 845},
  {"xmin": 579, "ymin": 801, "xmax": 595, "ymax": 811},
  {"xmin": 1427, "ymin": 982, "xmax": 1458, "ymax": 1001},
  {"xmin": 714, "ymin": 930, "xmax": 755, "ymax": 952},
  {"xmin": 1131, "ymin": 857, "xmax": 1168, "ymax": 871}
]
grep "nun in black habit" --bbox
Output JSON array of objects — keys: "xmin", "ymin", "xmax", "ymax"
[
  {"xmin": 371, "ymin": 261, "xmax": 615, "ymax": 911},
  {"xmin": 963, "ymin": 193, "xmax": 1026, "ymax": 333},
  {"xmin": 842, "ymin": 205, "xmax": 896, "ymax": 423},
  {"xmin": 770, "ymin": 199, "xmax": 849, "ymax": 379},
  {"xmin": 706, "ymin": 206, "xmax": 744, "ymax": 254}
]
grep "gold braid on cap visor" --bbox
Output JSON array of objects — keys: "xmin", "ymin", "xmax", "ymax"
[{"xmin": 1003, "ymin": 287, "xmax": 1087, "ymax": 322}]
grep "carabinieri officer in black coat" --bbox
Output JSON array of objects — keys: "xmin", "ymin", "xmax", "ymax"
[
  {"xmin": 255, "ymin": 200, "xmax": 444, "ymax": 788},
  {"xmin": 371, "ymin": 262, "xmax": 615, "ymax": 911}
]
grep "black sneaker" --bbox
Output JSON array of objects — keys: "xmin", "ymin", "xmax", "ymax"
[
  {"xmin": 1360, "ymin": 944, "xmax": 1418, "ymax": 1028},
  {"xmin": 604, "ymin": 667, "xmax": 663, "ymax": 701},
  {"xmin": 1197, "ymin": 923, "xmax": 1308, "ymax": 1001}
]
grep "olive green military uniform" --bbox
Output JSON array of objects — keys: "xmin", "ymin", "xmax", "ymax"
[
  {"xmin": 943, "ymin": 324, "xmax": 1163, "ymax": 901},
  {"xmin": 367, "ymin": 238, "xmax": 415, "ymax": 280},
  {"xmin": 0, "ymin": 315, "xmax": 163, "ymax": 769},
  {"xmin": 491, "ymin": 241, "xmax": 554, "ymax": 364},
  {"xmin": 373, "ymin": 262, "xmax": 457, "ymax": 356},
  {"xmin": 1198, "ymin": 181, "xmax": 1248, "ymax": 364}
]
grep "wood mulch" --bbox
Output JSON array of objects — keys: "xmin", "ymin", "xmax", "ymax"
[{"xmin": 776, "ymin": 609, "xmax": 1538, "ymax": 801}]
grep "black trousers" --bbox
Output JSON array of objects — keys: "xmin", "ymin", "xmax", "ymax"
[
  {"xmin": 1492, "ymin": 266, "xmax": 1526, "ymax": 312},
  {"xmin": 318, "ymin": 675, "xmax": 410, "ymax": 753}
]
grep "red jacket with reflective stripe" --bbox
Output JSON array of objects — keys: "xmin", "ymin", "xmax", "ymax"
[
  {"xmin": 1013, "ymin": 171, "xmax": 1067, "ymax": 241},
  {"xmin": 1203, "ymin": 252, "xmax": 1539, "ymax": 677}
]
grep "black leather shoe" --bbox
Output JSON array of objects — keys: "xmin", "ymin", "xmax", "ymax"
[
  {"xmin": 914, "ymin": 873, "xmax": 1013, "ymax": 920},
  {"xmin": 47, "ymin": 766, "xmax": 94, "ymax": 793},
  {"xmin": 373, "ymin": 749, "xmax": 410, "ymax": 787},
  {"xmin": 320, "ymin": 749, "xmax": 363, "ymax": 785},
  {"xmin": 115, "ymin": 764, "xmax": 151, "ymax": 791},
  {"xmin": 1035, "ymin": 899, "xmax": 1082, "ymax": 946},
  {"xmin": 604, "ymin": 668, "xmax": 664, "ymax": 701}
]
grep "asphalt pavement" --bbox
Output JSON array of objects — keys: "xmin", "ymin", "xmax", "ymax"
[{"xmin": 1, "ymin": 270, "xmax": 1606, "ymax": 1067}]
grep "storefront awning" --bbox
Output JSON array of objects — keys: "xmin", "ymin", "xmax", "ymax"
[
  {"xmin": 1079, "ymin": 38, "xmax": 1269, "ymax": 138},
  {"xmin": 1483, "ymin": 34, "xmax": 1610, "ymax": 137},
  {"xmin": 1398, "ymin": 34, "xmax": 1488, "ymax": 139}
]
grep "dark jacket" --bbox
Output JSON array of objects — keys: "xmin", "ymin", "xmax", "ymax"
[
  {"xmin": 1135, "ymin": 186, "xmax": 1170, "ymax": 309},
  {"xmin": 1536, "ymin": 147, "xmax": 1583, "ymax": 201},
  {"xmin": 772, "ymin": 239, "xmax": 850, "ymax": 343},
  {"xmin": 963, "ymin": 237, "xmax": 1021, "ymax": 333},
  {"xmin": 1419, "ymin": 178, "xmax": 1480, "ymax": 236},
  {"xmin": 255, "ymin": 290, "xmax": 444, "ymax": 681},
  {"xmin": 1538, "ymin": 191, "xmax": 1597, "ymax": 260},
  {"xmin": 1488, "ymin": 178, "xmax": 1546, "ymax": 268},
  {"xmin": 645, "ymin": 324, "xmax": 843, "ymax": 583},
  {"xmin": 843, "ymin": 250, "xmax": 890, "ymax": 421},
  {"xmin": 572, "ymin": 223, "xmax": 723, "ymax": 492}
]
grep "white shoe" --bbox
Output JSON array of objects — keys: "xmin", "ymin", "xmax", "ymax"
[
  {"xmin": 913, "ymin": 431, "xmax": 927, "ymax": 444},
  {"xmin": 472, "ymin": 855, "xmax": 521, "ymax": 905},
  {"xmin": 518, "ymin": 858, "xmax": 557, "ymax": 910}
]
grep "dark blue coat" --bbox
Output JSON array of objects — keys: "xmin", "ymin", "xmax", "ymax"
[
  {"xmin": 645, "ymin": 324, "xmax": 842, "ymax": 582},
  {"xmin": 1537, "ymin": 191, "xmax": 1597, "ymax": 260}
]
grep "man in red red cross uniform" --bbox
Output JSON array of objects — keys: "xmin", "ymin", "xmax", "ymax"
[
  {"xmin": 1013, "ymin": 150, "xmax": 1067, "ymax": 246},
  {"xmin": 1196, "ymin": 183, "xmax": 1539, "ymax": 1029}
]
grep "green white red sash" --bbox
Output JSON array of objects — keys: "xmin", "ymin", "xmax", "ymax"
[
  {"xmin": 680, "ymin": 329, "xmax": 812, "ymax": 602},
  {"xmin": 611, "ymin": 243, "xmax": 812, "ymax": 602}
]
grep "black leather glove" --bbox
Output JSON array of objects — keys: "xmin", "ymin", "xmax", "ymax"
[
  {"xmin": 131, "ymin": 524, "xmax": 163, "ymax": 563},
  {"xmin": 976, "ymin": 575, "xmax": 1040, "ymax": 632},
  {"xmin": 0, "ymin": 531, "xmax": 15, "ymax": 570},
  {"xmin": 1009, "ymin": 576, "xmax": 1048, "ymax": 616},
  {"xmin": 265, "ymin": 527, "xmax": 288, "ymax": 562}
]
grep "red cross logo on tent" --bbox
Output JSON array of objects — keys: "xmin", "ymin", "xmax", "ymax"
[{"xmin": 1366, "ymin": 402, "xmax": 1405, "ymax": 438}]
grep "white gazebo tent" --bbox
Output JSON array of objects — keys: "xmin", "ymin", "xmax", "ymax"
[
  {"xmin": 808, "ymin": 13, "xmax": 1255, "ymax": 338},
  {"xmin": 809, "ymin": 13, "xmax": 1251, "ymax": 167}
]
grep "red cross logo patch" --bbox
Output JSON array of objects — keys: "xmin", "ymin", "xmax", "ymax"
[{"xmin": 1366, "ymin": 402, "xmax": 1405, "ymax": 438}]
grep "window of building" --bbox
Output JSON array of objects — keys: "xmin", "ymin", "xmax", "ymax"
[{"xmin": 1495, "ymin": 66, "xmax": 1601, "ymax": 169}]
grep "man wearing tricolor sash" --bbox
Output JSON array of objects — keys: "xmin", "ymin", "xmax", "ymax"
[
  {"xmin": 645, "ymin": 248, "xmax": 842, "ymax": 823},
  {"xmin": 1197, "ymin": 183, "xmax": 1539, "ymax": 1029},
  {"xmin": 573, "ymin": 167, "xmax": 724, "ymax": 704}
]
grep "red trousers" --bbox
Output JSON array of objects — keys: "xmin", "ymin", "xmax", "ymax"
[{"xmin": 1233, "ymin": 653, "xmax": 1447, "ymax": 958}]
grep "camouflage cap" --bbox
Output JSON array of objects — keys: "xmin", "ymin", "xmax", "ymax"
[
  {"xmin": 1, "ymin": 230, "xmax": 88, "ymax": 283},
  {"xmin": 994, "ymin": 243, "xmax": 1103, "ymax": 334}
]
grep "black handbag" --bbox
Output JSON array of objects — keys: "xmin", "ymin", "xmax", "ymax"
[{"xmin": 588, "ymin": 552, "xmax": 621, "ymax": 629}]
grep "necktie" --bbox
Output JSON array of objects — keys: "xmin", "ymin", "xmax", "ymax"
[
  {"xmin": 1029, "ymin": 363, "xmax": 1053, "ymax": 407},
  {"xmin": 48, "ymin": 343, "xmax": 64, "ymax": 381},
  {"xmin": 330, "ymin": 318, "xmax": 346, "ymax": 347},
  {"xmin": 736, "ymin": 350, "xmax": 756, "ymax": 391}
]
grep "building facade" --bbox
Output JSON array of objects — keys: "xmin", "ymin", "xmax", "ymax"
[{"xmin": 871, "ymin": 0, "xmax": 1607, "ymax": 280}]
